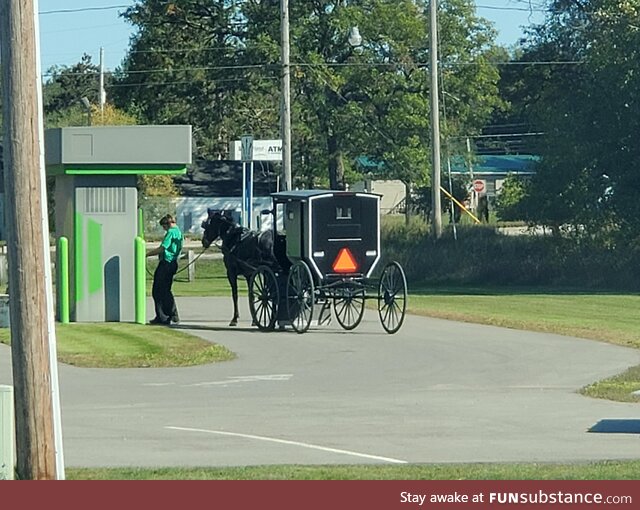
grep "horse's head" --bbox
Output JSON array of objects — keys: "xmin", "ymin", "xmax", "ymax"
[
  {"xmin": 201, "ymin": 209, "xmax": 223, "ymax": 248},
  {"xmin": 201, "ymin": 209, "xmax": 235, "ymax": 248}
]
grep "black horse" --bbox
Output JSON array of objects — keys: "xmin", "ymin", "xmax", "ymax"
[{"xmin": 201, "ymin": 209, "xmax": 274, "ymax": 326}]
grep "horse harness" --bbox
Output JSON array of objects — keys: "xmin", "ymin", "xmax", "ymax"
[{"xmin": 221, "ymin": 225, "xmax": 255, "ymax": 256}]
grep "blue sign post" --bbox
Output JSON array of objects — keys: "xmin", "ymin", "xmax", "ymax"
[{"xmin": 241, "ymin": 135, "xmax": 254, "ymax": 229}]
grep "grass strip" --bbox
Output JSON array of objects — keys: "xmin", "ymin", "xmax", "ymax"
[
  {"xmin": 67, "ymin": 460, "xmax": 640, "ymax": 480},
  {"xmin": 0, "ymin": 323, "xmax": 235, "ymax": 368}
]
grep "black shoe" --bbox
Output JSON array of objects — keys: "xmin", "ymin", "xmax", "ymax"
[
  {"xmin": 171, "ymin": 316, "xmax": 180, "ymax": 324},
  {"xmin": 149, "ymin": 318, "xmax": 170, "ymax": 326}
]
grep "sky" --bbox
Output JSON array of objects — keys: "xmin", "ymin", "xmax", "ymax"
[{"xmin": 38, "ymin": 0, "xmax": 546, "ymax": 74}]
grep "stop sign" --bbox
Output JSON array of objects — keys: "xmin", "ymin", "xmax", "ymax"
[{"xmin": 473, "ymin": 179, "xmax": 486, "ymax": 193}]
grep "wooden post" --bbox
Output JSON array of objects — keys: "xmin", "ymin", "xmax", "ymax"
[
  {"xmin": 188, "ymin": 250, "xmax": 196, "ymax": 282},
  {"xmin": 0, "ymin": 0, "xmax": 57, "ymax": 479}
]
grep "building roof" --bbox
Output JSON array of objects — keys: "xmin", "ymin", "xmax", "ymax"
[
  {"xmin": 356, "ymin": 154, "xmax": 539, "ymax": 177},
  {"xmin": 450, "ymin": 154, "xmax": 539, "ymax": 175},
  {"xmin": 174, "ymin": 159, "xmax": 278, "ymax": 197}
]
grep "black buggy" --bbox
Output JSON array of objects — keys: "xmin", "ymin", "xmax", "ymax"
[{"xmin": 248, "ymin": 190, "xmax": 407, "ymax": 334}]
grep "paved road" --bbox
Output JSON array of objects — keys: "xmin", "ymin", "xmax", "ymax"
[{"xmin": 1, "ymin": 296, "xmax": 639, "ymax": 468}]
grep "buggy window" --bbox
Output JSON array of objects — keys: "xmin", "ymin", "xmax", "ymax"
[
  {"xmin": 336, "ymin": 206, "xmax": 352, "ymax": 220},
  {"xmin": 276, "ymin": 203, "xmax": 286, "ymax": 234}
]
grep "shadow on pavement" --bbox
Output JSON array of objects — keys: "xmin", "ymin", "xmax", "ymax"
[{"xmin": 588, "ymin": 419, "xmax": 640, "ymax": 434}]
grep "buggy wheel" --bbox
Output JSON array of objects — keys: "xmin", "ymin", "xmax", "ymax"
[
  {"xmin": 286, "ymin": 261, "xmax": 314, "ymax": 334},
  {"xmin": 333, "ymin": 281, "xmax": 365, "ymax": 330},
  {"xmin": 378, "ymin": 261, "xmax": 407, "ymax": 334},
  {"xmin": 249, "ymin": 265, "xmax": 279, "ymax": 331}
]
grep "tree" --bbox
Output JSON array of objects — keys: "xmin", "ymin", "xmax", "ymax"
[
  {"xmin": 113, "ymin": 0, "xmax": 503, "ymax": 194},
  {"xmin": 113, "ymin": 0, "xmax": 252, "ymax": 160},
  {"xmin": 494, "ymin": 173, "xmax": 528, "ymax": 222},
  {"xmin": 504, "ymin": 0, "xmax": 640, "ymax": 241},
  {"xmin": 413, "ymin": 174, "xmax": 469, "ymax": 222},
  {"xmin": 248, "ymin": 0, "xmax": 504, "ymax": 190},
  {"xmin": 43, "ymin": 54, "xmax": 104, "ymax": 122}
]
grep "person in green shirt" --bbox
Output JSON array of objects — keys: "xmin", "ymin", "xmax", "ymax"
[{"xmin": 146, "ymin": 214, "xmax": 183, "ymax": 325}]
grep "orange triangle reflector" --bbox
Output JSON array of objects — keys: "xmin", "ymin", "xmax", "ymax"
[{"xmin": 332, "ymin": 248, "xmax": 358, "ymax": 273}]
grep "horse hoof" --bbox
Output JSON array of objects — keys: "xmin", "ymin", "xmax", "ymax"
[{"xmin": 229, "ymin": 321, "xmax": 238, "ymax": 327}]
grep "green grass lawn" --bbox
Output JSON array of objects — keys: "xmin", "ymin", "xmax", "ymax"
[
  {"xmin": 0, "ymin": 322, "xmax": 235, "ymax": 368},
  {"xmin": 66, "ymin": 460, "xmax": 640, "ymax": 480}
]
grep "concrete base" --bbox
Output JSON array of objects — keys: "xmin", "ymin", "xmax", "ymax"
[{"xmin": 0, "ymin": 385, "xmax": 14, "ymax": 480}]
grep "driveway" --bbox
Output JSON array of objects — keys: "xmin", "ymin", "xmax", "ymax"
[{"xmin": 1, "ymin": 296, "xmax": 638, "ymax": 467}]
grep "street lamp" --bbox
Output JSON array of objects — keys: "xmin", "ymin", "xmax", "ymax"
[
  {"xmin": 348, "ymin": 26, "xmax": 362, "ymax": 47},
  {"xmin": 80, "ymin": 96, "xmax": 92, "ymax": 126},
  {"xmin": 280, "ymin": 3, "xmax": 363, "ymax": 192}
]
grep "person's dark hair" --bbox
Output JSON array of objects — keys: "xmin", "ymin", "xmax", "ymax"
[{"xmin": 159, "ymin": 214, "xmax": 175, "ymax": 227}]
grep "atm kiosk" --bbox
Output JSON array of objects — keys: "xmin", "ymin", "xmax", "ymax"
[{"xmin": 45, "ymin": 125, "xmax": 191, "ymax": 322}]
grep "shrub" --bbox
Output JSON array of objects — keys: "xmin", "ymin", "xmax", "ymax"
[{"xmin": 380, "ymin": 223, "xmax": 640, "ymax": 290}]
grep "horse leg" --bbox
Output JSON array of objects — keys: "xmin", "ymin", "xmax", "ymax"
[{"xmin": 228, "ymin": 271, "xmax": 240, "ymax": 327}]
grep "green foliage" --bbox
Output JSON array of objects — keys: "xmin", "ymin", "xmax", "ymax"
[
  {"xmin": 114, "ymin": 0, "xmax": 250, "ymax": 160},
  {"xmin": 41, "ymin": 59, "xmax": 179, "ymax": 226},
  {"xmin": 138, "ymin": 176, "xmax": 179, "ymax": 198},
  {"xmin": 382, "ymin": 224, "xmax": 640, "ymax": 290},
  {"xmin": 90, "ymin": 103, "xmax": 138, "ymax": 126},
  {"xmin": 494, "ymin": 173, "xmax": 528, "ymax": 221},
  {"xmin": 504, "ymin": 0, "xmax": 640, "ymax": 241},
  {"xmin": 42, "ymin": 53, "xmax": 137, "ymax": 128},
  {"xmin": 411, "ymin": 175, "xmax": 469, "ymax": 222},
  {"xmin": 46, "ymin": 101, "xmax": 139, "ymax": 129},
  {"xmin": 139, "ymin": 196, "xmax": 177, "ymax": 239},
  {"xmin": 113, "ymin": 0, "xmax": 503, "ymax": 191},
  {"xmin": 43, "ymin": 54, "xmax": 105, "ymax": 122},
  {"xmin": 581, "ymin": 365, "xmax": 640, "ymax": 403},
  {"xmin": 46, "ymin": 106, "xmax": 92, "ymax": 128}
]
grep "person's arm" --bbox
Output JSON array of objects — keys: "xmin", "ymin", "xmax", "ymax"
[
  {"xmin": 147, "ymin": 228, "xmax": 174, "ymax": 258},
  {"xmin": 146, "ymin": 245, "xmax": 164, "ymax": 258}
]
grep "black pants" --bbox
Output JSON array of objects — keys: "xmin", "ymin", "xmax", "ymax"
[{"xmin": 152, "ymin": 259, "xmax": 178, "ymax": 323}]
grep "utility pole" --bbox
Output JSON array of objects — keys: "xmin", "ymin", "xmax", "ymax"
[
  {"xmin": 466, "ymin": 137, "xmax": 476, "ymax": 210},
  {"xmin": 99, "ymin": 47, "xmax": 106, "ymax": 118},
  {"xmin": 0, "ymin": 0, "xmax": 61, "ymax": 479},
  {"xmin": 429, "ymin": 0, "xmax": 443, "ymax": 238},
  {"xmin": 280, "ymin": 0, "xmax": 292, "ymax": 191}
]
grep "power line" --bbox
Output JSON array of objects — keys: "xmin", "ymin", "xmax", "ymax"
[
  {"xmin": 476, "ymin": 4, "xmax": 547, "ymax": 12},
  {"xmin": 451, "ymin": 132, "xmax": 544, "ymax": 139},
  {"xmin": 39, "ymin": 5, "xmax": 130, "ymax": 15},
  {"xmin": 106, "ymin": 76, "xmax": 279, "ymax": 89},
  {"xmin": 38, "ymin": 1, "xmax": 548, "ymax": 16},
  {"xmin": 42, "ymin": 63, "xmax": 274, "ymax": 78},
  {"xmin": 42, "ymin": 57, "xmax": 584, "ymax": 78}
]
